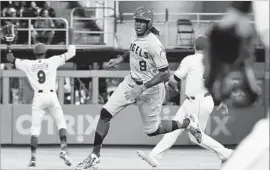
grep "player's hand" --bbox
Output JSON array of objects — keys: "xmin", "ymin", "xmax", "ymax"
[
  {"xmin": 217, "ymin": 102, "xmax": 229, "ymax": 115},
  {"xmin": 165, "ymin": 82, "xmax": 179, "ymax": 93},
  {"xmin": 105, "ymin": 55, "xmax": 123, "ymax": 70},
  {"xmin": 124, "ymin": 84, "xmax": 146, "ymax": 101}
]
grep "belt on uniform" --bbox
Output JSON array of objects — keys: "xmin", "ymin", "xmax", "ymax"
[
  {"xmin": 38, "ymin": 90, "xmax": 54, "ymax": 93},
  {"xmin": 186, "ymin": 92, "xmax": 211, "ymax": 100},
  {"xmin": 131, "ymin": 77, "xmax": 143, "ymax": 85}
]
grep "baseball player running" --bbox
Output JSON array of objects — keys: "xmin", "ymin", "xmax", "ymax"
[
  {"xmin": 5, "ymin": 28, "xmax": 76, "ymax": 167},
  {"xmin": 76, "ymin": 6, "xmax": 202, "ymax": 170},
  {"xmin": 217, "ymin": 1, "xmax": 269, "ymax": 170},
  {"xmin": 137, "ymin": 35, "xmax": 233, "ymax": 167}
]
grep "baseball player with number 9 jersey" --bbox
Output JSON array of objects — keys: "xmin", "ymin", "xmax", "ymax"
[
  {"xmin": 6, "ymin": 38, "xmax": 75, "ymax": 167},
  {"xmin": 104, "ymin": 27, "xmax": 169, "ymax": 133},
  {"xmin": 76, "ymin": 6, "xmax": 202, "ymax": 170}
]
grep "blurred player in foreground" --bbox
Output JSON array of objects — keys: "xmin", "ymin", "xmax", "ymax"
[
  {"xmin": 211, "ymin": 1, "xmax": 269, "ymax": 170},
  {"xmin": 137, "ymin": 35, "xmax": 233, "ymax": 167},
  {"xmin": 76, "ymin": 6, "xmax": 202, "ymax": 170},
  {"xmin": 4, "ymin": 27, "xmax": 76, "ymax": 167},
  {"xmin": 204, "ymin": 2, "xmax": 262, "ymax": 107}
]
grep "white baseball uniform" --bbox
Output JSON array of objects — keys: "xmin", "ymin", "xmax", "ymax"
[
  {"xmin": 149, "ymin": 52, "xmax": 232, "ymax": 162},
  {"xmin": 15, "ymin": 45, "xmax": 76, "ymax": 136},
  {"xmin": 103, "ymin": 31, "xmax": 168, "ymax": 134},
  {"xmin": 222, "ymin": 2, "xmax": 269, "ymax": 169}
]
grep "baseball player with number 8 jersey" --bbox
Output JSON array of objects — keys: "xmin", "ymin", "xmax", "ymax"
[
  {"xmin": 6, "ymin": 29, "xmax": 76, "ymax": 168},
  {"xmin": 76, "ymin": 6, "xmax": 202, "ymax": 170}
]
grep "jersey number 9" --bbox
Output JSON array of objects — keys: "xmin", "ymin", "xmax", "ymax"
[
  {"xmin": 37, "ymin": 70, "xmax": 46, "ymax": 84},
  {"xmin": 139, "ymin": 61, "xmax": 147, "ymax": 71}
]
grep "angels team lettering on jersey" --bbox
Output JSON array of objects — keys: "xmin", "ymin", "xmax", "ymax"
[
  {"xmin": 174, "ymin": 52, "xmax": 208, "ymax": 96},
  {"xmin": 129, "ymin": 31, "xmax": 168, "ymax": 82},
  {"xmin": 15, "ymin": 54, "xmax": 66, "ymax": 92}
]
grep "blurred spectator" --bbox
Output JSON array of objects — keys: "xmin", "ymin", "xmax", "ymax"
[
  {"xmin": 67, "ymin": 1, "xmax": 103, "ymax": 34},
  {"xmin": 30, "ymin": 1, "xmax": 41, "ymax": 16},
  {"xmin": 3, "ymin": 8, "xmax": 20, "ymax": 44},
  {"xmin": 1, "ymin": 1, "xmax": 12, "ymax": 17},
  {"xmin": 32, "ymin": 9, "xmax": 55, "ymax": 44},
  {"xmin": 16, "ymin": 1, "xmax": 38, "ymax": 44},
  {"xmin": 4, "ymin": 7, "xmax": 20, "ymax": 25},
  {"xmin": 22, "ymin": 1, "xmax": 39, "ymax": 17},
  {"xmin": 43, "ymin": 2, "xmax": 56, "ymax": 18},
  {"xmin": 12, "ymin": 1, "xmax": 22, "ymax": 14},
  {"xmin": 18, "ymin": 1, "xmax": 28, "ymax": 26}
]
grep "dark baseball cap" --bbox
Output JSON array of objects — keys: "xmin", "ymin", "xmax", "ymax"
[
  {"xmin": 33, "ymin": 43, "xmax": 47, "ymax": 55},
  {"xmin": 195, "ymin": 35, "xmax": 208, "ymax": 51}
]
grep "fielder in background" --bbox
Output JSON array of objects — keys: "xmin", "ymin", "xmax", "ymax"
[
  {"xmin": 137, "ymin": 35, "xmax": 233, "ymax": 167},
  {"xmin": 76, "ymin": 6, "xmax": 202, "ymax": 170},
  {"xmin": 214, "ymin": 1, "xmax": 269, "ymax": 170},
  {"xmin": 5, "ymin": 27, "xmax": 76, "ymax": 167}
]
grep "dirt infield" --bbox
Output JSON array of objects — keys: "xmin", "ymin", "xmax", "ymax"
[{"xmin": 1, "ymin": 145, "xmax": 222, "ymax": 170}]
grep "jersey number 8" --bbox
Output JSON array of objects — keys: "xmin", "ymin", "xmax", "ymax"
[
  {"xmin": 139, "ymin": 61, "xmax": 147, "ymax": 71},
  {"xmin": 37, "ymin": 70, "xmax": 46, "ymax": 84}
]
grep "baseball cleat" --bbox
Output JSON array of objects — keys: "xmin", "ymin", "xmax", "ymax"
[
  {"xmin": 59, "ymin": 150, "xmax": 72, "ymax": 166},
  {"xmin": 28, "ymin": 157, "xmax": 36, "ymax": 167},
  {"xmin": 186, "ymin": 114, "xmax": 202, "ymax": 144},
  {"xmin": 137, "ymin": 150, "xmax": 158, "ymax": 167},
  {"xmin": 76, "ymin": 153, "xmax": 100, "ymax": 170}
]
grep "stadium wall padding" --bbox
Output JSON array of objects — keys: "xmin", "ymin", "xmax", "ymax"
[{"xmin": 0, "ymin": 104, "xmax": 265, "ymax": 145}]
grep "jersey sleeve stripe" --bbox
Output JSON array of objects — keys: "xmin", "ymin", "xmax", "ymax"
[
  {"xmin": 157, "ymin": 64, "xmax": 169, "ymax": 69},
  {"xmin": 173, "ymin": 74, "xmax": 181, "ymax": 82},
  {"xmin": 158, "ymin": 66, "xmax": 169, "ymax": 72}
]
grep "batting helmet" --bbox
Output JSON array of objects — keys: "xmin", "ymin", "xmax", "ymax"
[
  {"xmin": 33, "ymin": 43, "xmax": 47, "ymax": 55},
  {"xmin": 133, "ymin": 6, "xmax": 154, "ymax": 29}
]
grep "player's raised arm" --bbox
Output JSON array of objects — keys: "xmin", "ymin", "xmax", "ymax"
[
  {"xmin": 63, "ymin": 44, "xmax": 76, "ymax": 62},
  {"xmin": 63, "ymin": 27, "xmax": 76, "ymax": 61},
  {"xmin": 5, "ymin": 44, "xmax": 29, "ymax": 71},
  {"xmin": 49, "ymin": 28, "xmax": 76, "ymax": 67}
]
